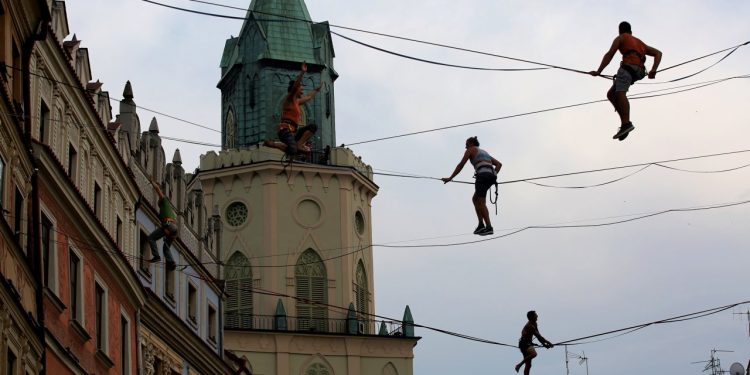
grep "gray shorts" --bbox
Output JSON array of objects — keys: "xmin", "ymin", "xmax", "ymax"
[{"xmin": 612, "ymin": 64, "xmax": 644, "ymax": 93}]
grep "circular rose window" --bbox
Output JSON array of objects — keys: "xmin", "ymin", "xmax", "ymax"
[{"xmin": 225, "ymin": 202, "xmax": 248, "ymax": 227}]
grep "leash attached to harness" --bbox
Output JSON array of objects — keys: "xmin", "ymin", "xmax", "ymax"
[{"xmin": 489, "ymin": 182, "xmax": 500, "ymax": 215}]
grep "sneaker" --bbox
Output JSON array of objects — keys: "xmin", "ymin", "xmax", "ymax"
[
  {"xmin": 612, "ymin": 123, "xmax": 635, "ymax": 140},
  {"xmin": 473, "ymin": 224, "xmax": 485, "ymax": 234},
  {"xmin": 476, "ymin": 226, "xmax": 494, "ymax": 236},
  {"xmin": 618, "ymin": 123, "xmax": 635, "ymax": 141},
  {"xmin": 149, "ymin": 255, "xmax": 161, "ymax": 263},
  {"xmin": 166, "ymin": 261, "xmax": 177, "ymax": 271}
]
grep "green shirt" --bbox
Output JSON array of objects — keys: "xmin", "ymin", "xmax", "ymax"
[{"xmin": 159, "ymin": 197, "xmax": 177, "ymax": 221}]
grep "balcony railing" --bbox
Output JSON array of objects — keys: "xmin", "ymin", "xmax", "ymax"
[{"xmin": 225, "ymin": 313, "xmax": 406, "ymax": 337}]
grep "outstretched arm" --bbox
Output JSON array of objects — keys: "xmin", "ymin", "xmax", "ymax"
[
  {"xmin": 442, "ymin": 149, "xmax": 472, "ymax": 183},
  {"xmin": 590, "ymin": 36, "xmax": 621, "ymax": 76},
  {"xmin": 286, "ymin": 62, "xmax": 307, "ymax": 102},
  {"xmin": 151, "ymin": 180, "xmax": 165, "ymax": 200},
  {"xmin": 300, "ymin": 81, "xmax": 325, "ymax": 104},
  {"xmin": 645, "ymin": 45, "xmax": 662, "ymax": 79}
]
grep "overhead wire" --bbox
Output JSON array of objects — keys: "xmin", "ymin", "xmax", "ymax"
[
  {"xmin": 14, "ymin": 191, "xmax": 750, "ymax": 272},
  {"xmin": 20, "ymin": 219, "xmax": 750, "ymax": 350},
  {"xmin": 344, "ymin": 74, "xmax": 750, "ymax": 146},
  {"xmin": 3, "ymin": 64, "xmax": 221, "ymax": 134},
  {"xmin": 155, "ymin": 0, "xmax": 749, "ymax": 83}
]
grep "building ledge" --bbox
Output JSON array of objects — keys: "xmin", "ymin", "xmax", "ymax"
[
  {"xmin": 95, "ymin": 349, "xmax": 115, "ymax": 368},
  {"xmin": 70, "ymin": 319, "xmax": 91, "ymax": 342},
  {"xmin": 44, "ymin": 287, "xmax": 66, "ymax": 314}
]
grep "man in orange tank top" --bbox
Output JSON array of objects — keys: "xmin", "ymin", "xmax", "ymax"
[
  {"xmin": 264, "ymin": 62, "xmax": 324, "ymax": 156},
  {"xmin": 589, "ymin": 21, "xmax": 662, "ymax": 141}
]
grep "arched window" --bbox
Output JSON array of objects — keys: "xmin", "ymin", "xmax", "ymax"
[
  {"xmin": 382, "ymin": 362, "xmax": 398, "ymax": 375},
  {"xmin": 296, "ymin": 249, "xmax": 327, "ymax": 332},
  {"xmin": 225, "ymin": 252, "xmax": 252, "ymax": 328},
  {"xmin": 355, "ymin": 261, "xmax": 368, "ymax": 318},
  {"xmin": 225, "ymin": 108, "xmax": 236, "ymax": 149},
  {"xmin": 304, "ymin": 363, "xmax": 331, "ymax": 375}
]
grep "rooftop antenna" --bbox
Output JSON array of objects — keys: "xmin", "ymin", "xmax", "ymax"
[
  {"xmin": 691, "ymin": 349, "xmax": 733, "ymax": 375},
  {"xmin": 565, "ymin": 347, "xmax": 590, "ymax": 375},
  {"xmin": 732, "ymin": 309, "xmax": 750, "ymax": 337}
]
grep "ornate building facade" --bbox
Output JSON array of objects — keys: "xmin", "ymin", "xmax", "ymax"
[{"xmin": 1, "ymin": 1, "xmax": 231, "ymax": 374}]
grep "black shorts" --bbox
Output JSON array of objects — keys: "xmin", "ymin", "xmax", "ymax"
[
  {"xmin": 277, "ymin": 124, "xmax": 318, "ymax": 155},
  {"xmin": 474, "ymin": 172, "xmax": 497, "ymax": 198},
  {"xmin": 519, "ymin": 339, "xmax": 533, "ymax": 355}
]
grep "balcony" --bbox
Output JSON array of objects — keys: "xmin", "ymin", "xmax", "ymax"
[{"xmin": 225, "ymin": 314, "xmax": 407, "ymax": 337}]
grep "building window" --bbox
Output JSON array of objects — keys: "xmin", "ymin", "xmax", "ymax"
[
  {"xmin": 225, "ymin": 108, "xmax": 235, "ymax": 149},
  {"xmin": 68, "ymin": 143, "xmax": 77, "ymax": 180},
  {"xmin": 95, "ymin": 281, "xmax": 108, "ymax": 352},
  {"xmin": 295, "ymin": 249, "xmax": 327, "ymax": 332},
  {"xmin": 93, "ymin": 182, "xmax": 102, "ymax": 217},
  {"xmin": 355, "ymin": 260, "xmax": 369, "ymax": 320},
  {"xmin": 42, "ymin": 214, "xmax": 57, "ymax": 291},
  {"xmin": 116, "ymin": 216, "xmax": 123, "ymax": 249},
  {"xmin": 40, "ymin": 99, "xmax": 50, "ymax": 144},
  {"xmin": 187, "ymin": 283, "xmax": 197, "ymax": 324},
  {"xmin": 224, "ymin": 252, "xmax": 252, "ymax": 329},
  {"xmin": 325, "ymin": 91, "xmax": 331, "ymax": 117},
  {"xmin": 69, "ymin": 248, "xmax": 83, "ymax": 322},
  {"xmin": 121, "ymin": 314, "xmax": 131, "ymax": 375},
  {"xmin": 13, "ymin": 187, "xmax": 22, "ymax": 242},
  {"xmin": 139, "ymin": 230, "xmax": 151, "ymax": 275},
  {"xmin": 305, "ymin": 363, "xmax": 331, "ymax": 375},
  {"xmin": 6, "ymin": 347, "xmax": 17, "ymax": 375},
  {"xmin": 208, "ymin": 304, "xmax": 217, "ymax": 343},
  {"xmin": 225, "ymin": 201, "xmax": 248, "ymax": 227}
]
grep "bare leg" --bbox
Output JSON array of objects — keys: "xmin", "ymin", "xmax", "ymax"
[
  {"xmin": 296, "ymin": 130, "xmax": 314, "ymax": 152},
  {"xmin": 614, "ymin": 91, "xmax": 630, "ymax": 124},
  {"xmin": 515, "ymin": 350, "xmax": 537, "ymax": 374},
  {"xmin": 606, "ymin": 86, "xmax": 619, "ymax": 113},
  {"xmin": 472, "ymin": 195, "xmax": 484, "ymax": 226},
  {"xmin": 474, "ymin": 196, "xmax": 491, "ymax": 227},
  {"xmin": 263, "ymin": 139, "xmax": 288, "ymax": 152}
]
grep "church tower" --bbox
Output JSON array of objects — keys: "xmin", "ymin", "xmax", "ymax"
[
  {"xmin": 196, "ymin": 1, "xmax": 419, "ymax": 374},
  {"xmin": 218, "ymin": 0, "xmax": 337, "ymax": 150}
]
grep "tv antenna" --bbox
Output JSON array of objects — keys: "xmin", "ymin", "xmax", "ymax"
[
  {"xmin": 564, "ymin": 345, "xmax": 589, "ymax": 375},
  {"xmin": 733, "ymin": 309, "xmax": 750, "ymax": 337},
  {"xmin": 691, "ymin": 349, "xmax": 733, "ymax": 375}
]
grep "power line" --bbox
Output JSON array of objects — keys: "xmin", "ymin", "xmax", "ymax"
[
  {"xmin": 330, "ymin": 30, "xmax": 549, "ymax": 72},
  {"xmin": 16, "ymin": 192, "xmax": 750, "ymax": 272},
  {"xmin": 374, "ymin": 148, "xmax": 750, "ymax": 187},
  {"xmin": 556, "ymin": 301, "xmax": 749, "ymax": 346},
  {"xmin": 155, "ymin": 0, "xmax": 749, "ymax": 82},
  {"xmin": 343, "ymin": 74, "xmax": 749, "ymax": 146},
  {"xmin": 4, "ymin": 64, "xmax": 221, "ymax": 134}
]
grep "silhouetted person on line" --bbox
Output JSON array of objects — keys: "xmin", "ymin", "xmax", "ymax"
[
  {"xmin": 589, "ymin": 21, "xmax": 662, "ymax": 141},
  {"xmin": 148, "ymin": 180, "xmax": 177, "ymax": 270},
  {"xmin": 515, "ymin": 310, "xmax": 553, "ymax": 374},
  {"xmin": 442, "ymin": 136, "xmax": 502, "ymax": 236},
  {"xmin": 264, "ymin": 62, "xmax": 324, "ymax": 156}
]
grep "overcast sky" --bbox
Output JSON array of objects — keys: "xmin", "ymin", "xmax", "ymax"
[{"xmin": 65, "ymin": 1, "xmax": 750, "ymax": 374}]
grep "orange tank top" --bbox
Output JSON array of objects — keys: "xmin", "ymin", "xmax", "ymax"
[
  {"xmin": 619, "ymin": 33, "xmax": 646, "ymax": 66},
  {"xmin": 281, "ymin": 98, "xmax": 301, "ymax": 124}
]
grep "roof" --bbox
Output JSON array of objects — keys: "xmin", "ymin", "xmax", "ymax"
[{"xmin": 248, "ymin": 0, "xmax": 317, "ymax": 63}]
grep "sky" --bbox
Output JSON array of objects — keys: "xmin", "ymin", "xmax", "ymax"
[{"xmin": 64, "ymin": 1, "xmax": 750, "ymax": 374}]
